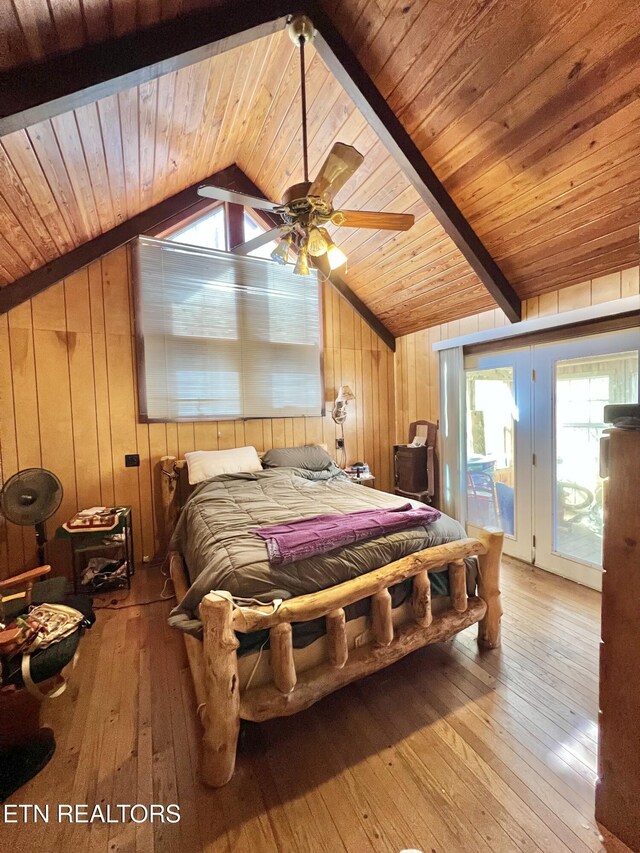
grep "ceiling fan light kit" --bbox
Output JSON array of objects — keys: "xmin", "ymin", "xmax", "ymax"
[
  {"xmin": 320, "ymin": 228, "xmax": 348, "ymax": 271},
  {"xmin": 326, "ymin": 243, "xmax": 347, "ymax": 272},
  {"xmin": 293, "ymin": 241, "xmax": 310, "ymax": 276},
  {"xmin": 197, "ymin": 14, "xmax": 415, "ymax": 274},
  {"xmin": 271, "ymin": 232, "xmax": 292, "ymax": 265},
  {"xmin": 306, "ymin": 226, "xmax": 329, "ymax": 258}
]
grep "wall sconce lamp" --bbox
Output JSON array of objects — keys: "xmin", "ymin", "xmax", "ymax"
[
  {"xmin": 332, "ymin": 385, "xmax": 355, "ymax": 467},
  {"xmin": 331, "ymin": 385, "xmax": 355, "ymax": 424}
]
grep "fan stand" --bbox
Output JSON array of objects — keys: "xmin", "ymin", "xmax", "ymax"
[{"xmin": 35, "ymin": 521, "xmax": 47, "ymax": 567}]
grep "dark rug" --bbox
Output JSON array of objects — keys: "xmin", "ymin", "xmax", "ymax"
[{"xmin": 0, "ymin": 728, "xmax": 56, "ymax": 802}]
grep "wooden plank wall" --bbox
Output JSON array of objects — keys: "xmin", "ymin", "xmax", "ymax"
[
  {"xmin": 395, "ymin": 266, "xmax": 640, "ymax": 441},
  {"xmin": 0, "ymin": 244, "xmax": 395, "ymax": 579}
]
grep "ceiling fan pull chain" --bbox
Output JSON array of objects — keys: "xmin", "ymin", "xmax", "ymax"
[{"xmin": 299, "ymin": 35, "xmax": 309, "ymax": 184}]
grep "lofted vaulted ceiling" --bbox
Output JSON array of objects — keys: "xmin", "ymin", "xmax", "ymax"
[{"xmin": 1, "ymin": 0, "xmax": 639, "ymax": 336}]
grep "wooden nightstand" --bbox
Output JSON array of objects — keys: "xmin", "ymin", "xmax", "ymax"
[{"xmin": 394, "ymin": 444, "xmax": 437, "ymax": 505}]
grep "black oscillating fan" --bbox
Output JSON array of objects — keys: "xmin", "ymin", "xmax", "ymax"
[{"xmin": 0, "ymin": 468, "xmax": 63, "ymax": 564}]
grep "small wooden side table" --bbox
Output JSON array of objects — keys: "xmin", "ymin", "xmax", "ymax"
[
  {"xmin": 56, "ymin": 506, "xmax": 134, "ymax": 594},
  {"xmin": 346, "ymin": 472, "xmax": 375, "ymax": 488}
]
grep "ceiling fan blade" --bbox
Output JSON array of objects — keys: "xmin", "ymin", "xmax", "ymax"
[
  {"xmin": 230, "ymin": 226, "xmax": 291, "ymax": 256},
  {"xmin": 308, "ymin": 143, "xmax": 364, "ymax": 203},
  {"xmin": 331, "ymin": 210, "xmax": 415, "ymax": 231},
  {"xmin": 197, "ymin": 185, "xmax": 280, "ymax": 211}
]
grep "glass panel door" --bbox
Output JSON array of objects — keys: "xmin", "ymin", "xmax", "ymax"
[
  {"xmin": 533, "ymin": 330, "xmax": 640, "ymax": 589},
  {"xmin": 466, "ymin": 367, "xmax": 515, "ymax": 529},
  {"xmin": 555, "ymin": 352, "xmax": 638, "ymax": 565},
  {"xmin": 464, "ymin": 349, "xmax": 532, "ymax": 561}
]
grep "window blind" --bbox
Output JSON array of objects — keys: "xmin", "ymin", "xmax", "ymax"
[{"xmin": 135, "ymin": 236, "xmax": 323, "ymax": 421}]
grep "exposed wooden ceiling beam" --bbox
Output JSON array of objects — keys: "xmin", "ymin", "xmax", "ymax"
[
  {"xmin": 0, "ymin": 1, "xmax": 291, "ymax": 136},
  {"xmin": 0, "ymin": 166, "xmax": 241, "ymax": 314},
  {"xmin": 308, "ymin": 3, "xmax": 521, "ymax": 323}
]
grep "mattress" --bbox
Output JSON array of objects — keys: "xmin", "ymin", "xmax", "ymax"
[{"xmin": 168, "ymin": 467, "xmax": 476, "ymax": 651}]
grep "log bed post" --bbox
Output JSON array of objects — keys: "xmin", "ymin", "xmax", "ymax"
[
  {"xmin": 412, "ymin": 570, "xmax": 432, "ymax": 627},
  {"xmin": 199, "ymin": 592, "xmax": 240, "ymax": 786},
  {"xmin": 270, "ymin": 622, "xmax": 297, "ymax": 694},
  {"xmin": 371, "ymin": 588, "xmax": 394, "ymax": 646},
  {"xmin": 475, "ymin": 528, "xmax": 504, "ymax": 648},
  {"xmin": 449, "ymin": 559, "xmax": 468, "ymax": 612},
  {"xmin": 160, "ymin": 455, "xmax": 180, "ymax": 549},
  {"xmin": 326, "ymin": 608, "xmax": 348, "ymax": 668}
]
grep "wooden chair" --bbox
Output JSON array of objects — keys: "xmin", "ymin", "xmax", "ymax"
[
  {"xmin": 0, "ymin": 566, "xmax": 58, "ymax": 752},
  {"xmin": 466, "ymin": 472, "xmax": 500, "ymax": 528},
  {"xmin": 0, "ymin": 565, "xmax": 52, "ymax": 636}
]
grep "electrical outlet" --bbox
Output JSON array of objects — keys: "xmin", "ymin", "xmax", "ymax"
[
  {"xmin": 336, "ymin": 437, "xmax": 345, "ymax": 449},
  {"xmin": 125, "ymin": 453, "xmax": 140, "ymax": 468}
]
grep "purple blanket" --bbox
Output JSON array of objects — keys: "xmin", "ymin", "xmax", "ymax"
[{"xmin": 251, "ymin": 503, "xmax": 441, "ymax": 565}]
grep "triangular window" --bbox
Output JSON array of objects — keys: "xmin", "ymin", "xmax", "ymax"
[{"xmin": 162, "ymin": 203, "xmax": 286, "ymax": 259}]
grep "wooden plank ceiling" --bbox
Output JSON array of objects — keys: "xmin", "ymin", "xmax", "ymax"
[{"xmin": 1, "ymin": 0, "xmax": 639, "ymax": 336}]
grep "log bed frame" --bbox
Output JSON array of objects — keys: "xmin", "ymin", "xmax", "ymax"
[{"xmin": 160, "ymin": 454, "xmax": 504, "ymax": 787}]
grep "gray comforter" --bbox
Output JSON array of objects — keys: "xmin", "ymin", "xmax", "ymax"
[{"xmin": 169, "ymin": 467, "xmax": 474, "ymax": 648}]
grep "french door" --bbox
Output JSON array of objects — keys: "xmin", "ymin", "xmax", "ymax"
[
  {"xmin": 464, "ymin": 349, "xmax": 533, "ymax": 562},
  {"xmin": 532, "ymin": 330, "xmax": 639, "ymax": 588},
  {"xmin": 464, "ymin": 329, "xmax": 639, "ymax": 589}
]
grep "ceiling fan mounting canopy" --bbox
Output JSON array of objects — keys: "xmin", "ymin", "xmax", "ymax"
[{"xmin": 287, "ymin": 14, "xmax": 315, "ymax": 46}]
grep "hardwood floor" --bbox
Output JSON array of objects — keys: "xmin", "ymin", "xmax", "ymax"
[{"xmin": 2, "ymin": 558, "xmax": 628, "ymax": 852}]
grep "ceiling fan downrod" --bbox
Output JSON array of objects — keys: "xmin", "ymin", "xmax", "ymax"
[
  {"xmin": 299, "ymin": 36, "xmax": 309, "ymax": 184},
  {"xmin": 288, "ymin": 14, "xmax": 316, "ymax": 185}
]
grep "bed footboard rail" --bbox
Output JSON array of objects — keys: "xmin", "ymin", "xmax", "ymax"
[
  {"xmin": 196, "ymin": 527, "xmax": 503, "ymax": 786},
  {"xmin": 226, "ymin": 533, "xmax": 497, "ymax": 633}
]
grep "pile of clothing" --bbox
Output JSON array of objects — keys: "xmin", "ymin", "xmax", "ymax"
[
  {"xmin": 81, "ymin": 557, "xmax": 128, "ymax": 590},
  {"xmin": 0, "ymin": 578, "xmax": 94, "ymax": 800}
]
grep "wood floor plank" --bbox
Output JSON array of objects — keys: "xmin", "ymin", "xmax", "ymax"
[
  {"xmin": 337, "ymin": 691, "xmax": 516, "ymax": 853},
  {"xmin": 266, "ymin": 708, "xmax": 390, "ymax": 853},
  {"xmin": 310, "ymin": 697, "xmax": 443, "ymax": 853},
  {"xmin": 446, "ymin": 636, "xmax": 599, "ymax": 764},
  {"xmin": 429, "ymin": 646, "xmax": 598, "ymax": 782},
  {"xmin": 416, "ymin": 657, "xmax": 596, "ymax": 817},
  {"xmin": 404, "ymin": 674, "xmax": 599, "ymax": 853},
  {"xmin": 355, "ymin": 673, "xmax": 552, "ymax": 853},
  {"xmin": 4, "ymin": 559, "xmax": 614, "ymax": 853},
  {"xmin": 453, "ymin": 630, "xmax": 599, "ymax": 750}
]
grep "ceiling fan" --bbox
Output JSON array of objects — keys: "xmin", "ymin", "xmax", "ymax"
[{"xmin": 197, "ymin": 14, "xmax": 415, "ymax": 275}]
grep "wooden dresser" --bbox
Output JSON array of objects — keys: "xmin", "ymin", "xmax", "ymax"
[{"xmin": 596, "ymin": 425, "xmax": 640, "ymax": 850}]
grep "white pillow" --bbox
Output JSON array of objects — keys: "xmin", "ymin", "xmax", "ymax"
[{"xmin": 185, "ymin": 446, "xmax": 262, "ymax": 485}]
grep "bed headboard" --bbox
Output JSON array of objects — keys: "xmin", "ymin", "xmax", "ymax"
[
  {"xmin": 159, "ymin": 444, "xmax": 329, "ymax": 547},
  {"xmin": 159, "ymin": 456, "xmax": 189, "ymax": 546}
]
